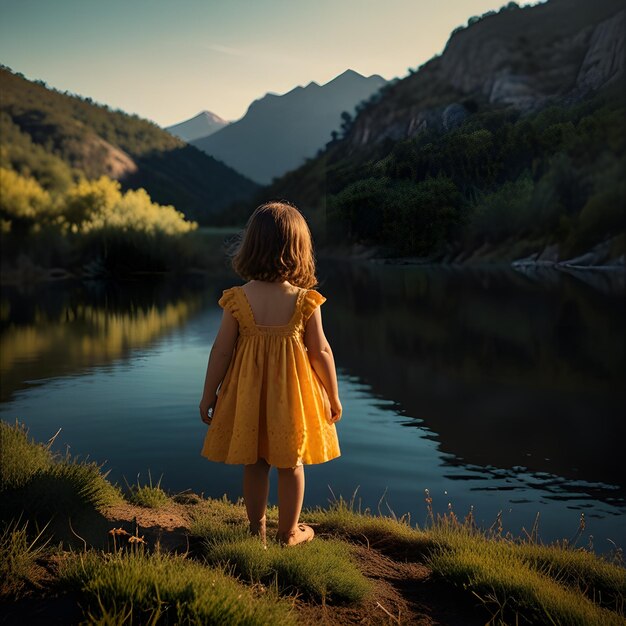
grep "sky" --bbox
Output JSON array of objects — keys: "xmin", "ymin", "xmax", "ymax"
[{"xmin": 1, "ymin": 0, "xmax": 511, "ymax": 127}]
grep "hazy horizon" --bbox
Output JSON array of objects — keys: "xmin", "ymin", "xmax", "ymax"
[{"xmin": 1, "ymin": 0, "xmax": 526, "ymax": 127}]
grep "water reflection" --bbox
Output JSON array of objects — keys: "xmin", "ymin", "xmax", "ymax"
[
  {"xmin": 0, "ymin": 278, "xmax": 217, "ymax": 401},
  {"xmin": 318, "ymin": 261, "xmax": 625, "ymax": 498},
  {"xmin": 0, "ymin": 263, "xmax": 623, "ymax": 548}
]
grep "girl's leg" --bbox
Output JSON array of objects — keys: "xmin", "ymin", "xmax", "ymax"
[
  {"xmin": 243, "ymin": 458, "xmax": 270, "ymax": 538},
  {"xmin": 277, "ymin": 465, "xmax": 314, "ymax": 544}
]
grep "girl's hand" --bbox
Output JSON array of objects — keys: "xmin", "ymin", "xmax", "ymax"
[
  {"xmin": 199, "ymin": 395, "xmax": 217, "ymax": 425},
  {"xmin": 329, "ymin": 397, "xmax": 342, "ymax": 424}
]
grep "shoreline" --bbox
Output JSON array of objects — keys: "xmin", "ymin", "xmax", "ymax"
[{"xmin": 2, "ymin": 420, "xmax": 625, "ymax": 626}]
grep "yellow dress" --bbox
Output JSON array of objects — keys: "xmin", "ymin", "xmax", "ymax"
[{"xmin": 201, "ymin": 286, "xmax": 341, "ymax": 468}]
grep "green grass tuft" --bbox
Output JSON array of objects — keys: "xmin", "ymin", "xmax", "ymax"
[
  {"xmin": 2, "ymin": 453, "xmax": 123, "ymax": 521},
  {"xmin": 1, "ymin": 421, "xmax": 122, "ymax": 516},
  {"xmin": 0, "ymin": 519, "xmax": 51, "ymax": 598},
  {"xmin": 128, "ymin": 485, "xmax": 170, "ymax": 509},
  {"xmin": 206, "ymin": 537, "xmax": 371, "ymax": 604},
  {"xmin": 1, "ymin": 421, "xmax": 122, "ymax": 546},
  {"xmin": 191, "ymin": 505, "xmax": 371, "ymax": 604},
  {"xmin": 302, "ymin": 495, "xmax": 434, "ymax": 557},
  {"xmin": 58, "ymin": 549, "xmax": 295, "ymax": 626},
  {"xmin": 302, "ymin": 494, "xmax": 626, "ymax": 623},
  {"xmin": 126, "ymin": 473, "xmax": 170, "ymax": 509},
  {"xmin": 427, "ymin": 524, "xmax": 626, "ymax": 626},
  {"xmin": 189, "ymin": 497, "xmax": 249, "ymax": 545},
  {"xmin": 0, "ymin": 420, "xmax": 53, "ymax": 491}
]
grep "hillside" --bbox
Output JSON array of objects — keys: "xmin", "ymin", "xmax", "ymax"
[
  {"xmin": 226, "ymin": 0, "xmax": 625, "ymax": 264},
  {"xmin": 0, "ymin": 66, "xmax": 258, "ymax": 223},
  {"xmin": 346, "ymin": 0, "xmax": 624, "ymax": 150},
  {"xmin": 165, "ymin": 110, "xmax": 229, "ymax": 142},
  {"xmin": 191, "ymin": 69, "xmax": 387, "ymax": 184}
]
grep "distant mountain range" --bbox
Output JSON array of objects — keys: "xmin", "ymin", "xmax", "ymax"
[
  {"xmin": 165, "ymin": 110, "xmax": 229, "ymax": 142},
  {"xmin": 0, "ymin": 67, "xmax": 258, "ymax": 222},
  {"xmin": 184, "ymin": 69, "xmax": 387, "ymax": 184}
]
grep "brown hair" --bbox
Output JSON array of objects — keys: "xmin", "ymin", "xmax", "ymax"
[{"xmin": 231, "ymin": 201, "xmax": 317, "ymax": 288}]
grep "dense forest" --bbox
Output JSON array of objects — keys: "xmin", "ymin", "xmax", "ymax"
[
  {"xmin": 328, "ymin": 92, "xmax": 625, "ymax": 261},
  {"xmin": 226, "ymin": 88, "xmax": 625, "ymax": 263}
]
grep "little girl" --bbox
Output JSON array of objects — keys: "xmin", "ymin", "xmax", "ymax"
[{"xmin": 199, "ymin": 201, "xmax": 342, "ymax": 547}]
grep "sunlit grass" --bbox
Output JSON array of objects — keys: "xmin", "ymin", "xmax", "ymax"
[
  {"xmin": 0, "ymin": 420, "xmax": 122, "ymax": 554},
  {"xmin": 2, "ymin": 421, "xmax": 624, "ymax": 625},
  {"xmin": 190, "ymin": 499, "xmax": 371, "ymax": 604},
  {"xmin": 427, "ymin": 523, "xmax": 625, "ymax": 625},
  {"xmin": 58, "ymin": 549, "xmax": 295, "ymax": 626},
  {"xmin": 0, "ymin": 421, "xmax": 122, "ymax": 523},
  {"xmin": 126, "ymin": 472, "xmax": 170, "ymax": 509},
  {"xmin": 210, "ymin": 538, "xmax": 371, "ymax": 604},
  {"xmin": 302, "ymin": 492, "xmax": 625, "ymax": 624},
  {"xmin": 0, "ymin": 420, "xmax": 53, "ymax": 491},
  {"xmin": 302, "ymin": 493, "xmax": 434, "ymax": 557}
]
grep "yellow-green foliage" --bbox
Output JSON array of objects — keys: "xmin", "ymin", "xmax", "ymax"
[
  {"xmin": 0, "ymin": 168, "xmax": 196, "ymax": 236},
  {"xmin": 0, "ymin": 66, "xmax": 258, "ymax": 222},
  {"xmin": 0, "ymin": 167, "xmax": 53, "ymax": 221},
  {"xmin": 58, "ymin": 550, "xmax": 295, "ymax": 626},
  {"xmin": 64, "ymin": 177, "xmax": 197, "ymax": 235}
]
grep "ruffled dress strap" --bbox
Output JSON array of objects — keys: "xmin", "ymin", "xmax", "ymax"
[
  {"xmin": 218, "ymin": 287, "xmax": 239, "ymax": 317},
  {"xmin": 218, "ymin": 287, "xmax": 252, "ymax": 333},
  {"xmin": 301, "ymin": 289, "xmax": 326, "ymax": 324}
]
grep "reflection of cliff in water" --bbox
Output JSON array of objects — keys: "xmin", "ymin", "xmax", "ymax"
[
  {"xmin": 319, "ymin": 261, "xmax": 625, "ymax": 495},
  {"xmin": 0, "ymin": 278, "xmax": 217, "ymax": 402}
]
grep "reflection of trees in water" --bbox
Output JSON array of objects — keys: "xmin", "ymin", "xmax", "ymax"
[
  {"xmin": 322, "ymin": 262, "xmax": 624, "ymax": 391},
  {"xmin": 0, "ymin": 278, "xmax": 215, "ymax": 401},
  {"xmin": 319, "ymin": 262, "xmax": 625, "ymax": 491}
]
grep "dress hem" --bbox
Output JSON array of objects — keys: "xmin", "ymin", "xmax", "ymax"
[{"xmin": 200, "ymin": 451, "xmax": 341, "ymax": 469}]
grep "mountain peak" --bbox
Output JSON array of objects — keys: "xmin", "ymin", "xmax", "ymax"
[
  {"xmin": 200, "ymin": 110, "xmax": 227, "ymax": 124},
  {"xmin": 165, "ymin": 110, "xmax": 229, "ymax": 142},
  {"xmin": 338, "ymin": 69, "xmax": 361, "ymax": 79},
  {"xmin": 323, "ymin": 69, "xmax": 364, "ymax": 87}
]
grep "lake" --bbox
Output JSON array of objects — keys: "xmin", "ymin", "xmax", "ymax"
[{"xmin": 1, "ymin": 260, "xmax": 624, "ymax": 552}]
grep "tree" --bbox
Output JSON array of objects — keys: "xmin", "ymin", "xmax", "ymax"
[{"xmin": 340, "ymin": 111, "xmax": 353, "ymax": 137}]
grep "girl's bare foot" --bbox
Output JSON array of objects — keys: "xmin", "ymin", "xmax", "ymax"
[{"xmin": 277, "ymin": 524, "xmax": 314, "ymax": 546}]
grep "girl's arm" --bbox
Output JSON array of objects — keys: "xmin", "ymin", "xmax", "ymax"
[
  {"xmin": 199, "ymin": 309, "xmax": 239, "ymax": 424},
  {"xmin": 304, "ymin": 307, "xmax": 342, "ymax": 423}
]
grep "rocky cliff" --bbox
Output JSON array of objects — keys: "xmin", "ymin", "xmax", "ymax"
[{"xmin": 348, "ymin": 0, "xmax": 624, "ymax": 149}]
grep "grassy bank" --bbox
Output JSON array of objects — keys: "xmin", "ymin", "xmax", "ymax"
[{"xmin": 1, "ymin": 420, "xmax": 624, "ymax": 625}]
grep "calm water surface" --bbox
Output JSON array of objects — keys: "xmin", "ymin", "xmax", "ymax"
[{"xmin": 1, "ymin": 261, "xmax": 624, "ymax": 551}]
